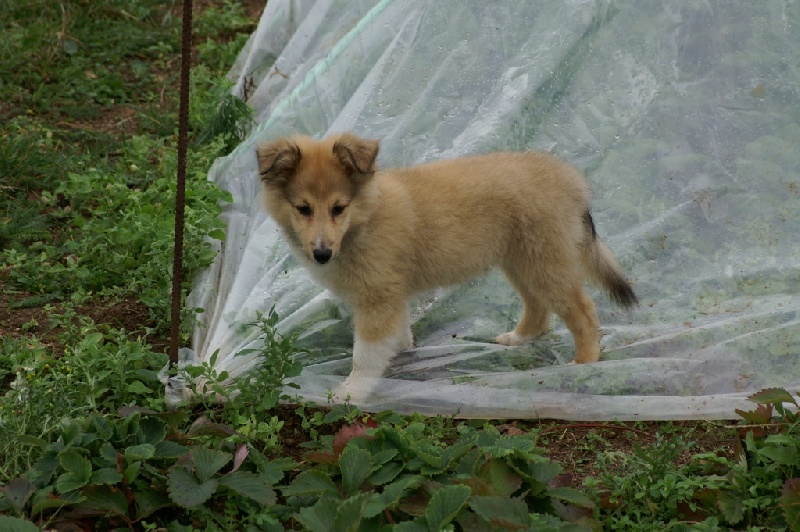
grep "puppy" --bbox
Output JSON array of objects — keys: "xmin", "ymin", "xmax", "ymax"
[{"xmin": 257, "ymin": 133, "xmax": 637, "ymax": 394}]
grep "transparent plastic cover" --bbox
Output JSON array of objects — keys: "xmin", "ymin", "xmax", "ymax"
[{"xmin": 176, "ymin": 1, "xmax": 800, "ymax": 420}]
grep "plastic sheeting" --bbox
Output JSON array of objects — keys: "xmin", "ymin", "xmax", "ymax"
[{"xmin": 175, "ymin": 1, "xmax": 800, "ymax": 420}]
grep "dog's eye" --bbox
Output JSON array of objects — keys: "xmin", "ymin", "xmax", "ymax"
[
  {"xmin": 331, "ymin": 205, "xmax": 346, "ymax": 217},
  {"xmin": 296, "ymin": 205, "xmax": 312, "ymax": 216}
]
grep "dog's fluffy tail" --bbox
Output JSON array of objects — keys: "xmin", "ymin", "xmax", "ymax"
[{"xmin": 582, "ymin": 211, "xmax": 638, "ymax": 308}]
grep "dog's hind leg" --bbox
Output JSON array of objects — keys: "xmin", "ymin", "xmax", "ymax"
[
  {"xmin": 549, "ymin": 286, "xmax": 602, "ymax": 364},
  {"xmin": 495, "ymin": 266, "xmax": 550, "ymax": 346}
]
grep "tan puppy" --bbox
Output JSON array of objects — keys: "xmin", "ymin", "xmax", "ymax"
[{"xmin": 257, "ymin": 133, "xmax": 637, "ymax": 393}]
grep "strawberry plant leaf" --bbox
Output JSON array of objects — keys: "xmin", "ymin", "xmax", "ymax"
[
  {"xmin": 295, "ymin": 497, "xmax": 339, "ymax": 532},
  {"xmin": 134, "ymin": 489, "xmax": 172, "ymax": 520},
  {"xmin": 154, "ymin": 440, "xmax": 189, "ymax": 458},
  {"xmin": 138, "ymin": 416, "xmax": 167, "ymax": 445},
  {"xmin": 717, "ymin": 490, "xmax": 744, "ymax": 525},
  {"xmin": 333, "ymin": 493, "xmax": 370, "ymax": 531},
  {"xmin": 1, "ymin": 478, "xmax": 34, "ymax": 515},
  {"xmin": 282, "ymin": 469, "xmax": 339, "ymax": 498},
  {"xmin": 334, "ymin": 424, "xmax": 372, "ymax": 455},
  {"xmin": 364, "ymin": 474, "xmax": 424, "ymax": 518},
  {"xmin": 60, "ymin": 449, "xmax": 91, "ymax": 475},
  {"xmin": 393, "ymin": 516, "xmax": 430, "ymax": 531},
  {"xmin": 167, "ymin": 467, "xmax": 218, "ymax": 508},
  {"xmin": 218, "ymin": 471, "xmax": 277, "ymax": 505},
  {"xmin": 340, "ymin": 445, "xmax": 374, "ymax": 496},
  {"xmin": 469, "ymin": 495, "xmax": 531, "ymax": 529},
  {"xmin": 77, "ymin": 485, "xmax": 129, "ymax": 517},
  {"xmin": 780, "ymin": 478, "xmax": 800, "ymax": 531},
  {"xmin": 735, "ymin": 404, "xmax": 774, "ymax": 424},
  {"xmin": 749, "ymin": 388, "xmax": 798, "ymax": 407},
  {"xmin": 547, "ymin": 487, "xmax": 595, "ymax": 508},
  {"xmin": 0, "ymin": 516, "xmax": 41, "ymax": 532},
  {"xmin": 124, "ymin": 443, "xmax": 155, "ymax": 461},
  {"xmin": 424, "ymin": 484, "xmax": 471, "ymax": 530},
  {"xmin": 190, "ymin": 447, "xmax": 231, "ymax": 483},
  {"xmin": 479, "ymin": 459, "xmax": 523, "ymax": 497},
  {"xmin": 89, "ymin": 467, "xmax": 123, "ymax": 486},
  {"xmin": 31, "ymin": 493, "xmax": 84, "ymax": 516},
  {"xmin": 369, "ymin": 460, "xmax": 404, "ymax": 486},
  {"xmin": 56, "ymin": 450, "xmax": 92, "ymax": 493},
  {"xmin": 123, "ymin": 460, "xmax": 141, "ymax": 483}
]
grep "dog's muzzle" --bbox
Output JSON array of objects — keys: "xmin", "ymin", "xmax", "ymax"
[{"xmin": 313, "ymin": 248, "xmax": 332, "ymax": 264}]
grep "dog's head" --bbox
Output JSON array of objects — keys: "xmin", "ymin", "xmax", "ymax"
[{"xmin": 256, "ymin": 133, "xmax": 380, "ymax": 265}]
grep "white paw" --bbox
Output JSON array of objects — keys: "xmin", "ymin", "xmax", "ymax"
[
  {"xmin": 332, "ymin": 373, "xmax": 380, "ymax": 403},
  {"xmin": 494, "ymin": 331, "xmax": 533, "ymax": 346},
  {"xmin": 396, "ymin": 327, "xmax": 414, "ymax": 351}
]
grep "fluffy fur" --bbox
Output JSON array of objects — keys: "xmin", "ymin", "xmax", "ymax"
[{"xmin": 257, "ymin": 133, "xmax": 637, "ymax": 393}]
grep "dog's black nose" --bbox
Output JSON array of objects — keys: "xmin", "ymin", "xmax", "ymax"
[{"xmin": 313, "ymin": 248, "xmax": 332, "ymax": 264}]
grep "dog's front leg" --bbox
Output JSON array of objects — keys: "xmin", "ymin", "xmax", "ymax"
[{"xmin": 333, "ymin": 299, "xmax": 410, "ymax": 401}]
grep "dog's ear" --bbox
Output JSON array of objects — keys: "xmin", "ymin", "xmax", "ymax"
[
  {"xmin": 332, "ymin": 133, "xmax": 379, "ymax": 177},
  {"xmin": 256, "ymin": 138, "xmax": 301, "ymax": 184}
]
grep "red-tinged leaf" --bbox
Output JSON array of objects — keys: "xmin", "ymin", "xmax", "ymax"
[
  {"xmin": 397, "ymin": 492, "xmax": 430, "ymax": 517},
  {"xmin": 748, "ymin": 388, "xmax": 798, "ymax": 407},
  {"xmin": 478, "ymin": 460, "xmax": 522, "ymax": 497},
  {"xmin": 596, "ymin": 489, "xmax": 620, "ymax": 511},
  {"xmin": 186, "ymin": 416, "xmax": 236, "ymax": 438},
  {"xmin": 716, "ymin": 490, "xmax": 744, "ymax": 525},
  {"xmin": 1, "ymin": 478, "xmax": 34, "ymax": 515},
  {"xmin": 74, "ymin": 485, "xmax": 129, "ymax": 517},
  {"xmin": 231, "ymin": 443, "xmax": 248, "ymax": 473},
  {"xmin": 305, "ymin": 450, "xmax": 338, "ymax": 465},
  {"xmin": 469, "ymin": 496, "xmax": 530, "ymax": 529},
  {"xmin": 333, "ymin": 424, "xmax": 374, "ymax": 455},
  {"xmin": 452, "ymin": 476, "xmax": 492, "ymax": 497},
  {"xmin": 780, "ymin": 478, "xmax": 800, "ymax": 531},
  {"xmin": 735, "ymin": 403, "xmax": 773, "ymax": 424}
]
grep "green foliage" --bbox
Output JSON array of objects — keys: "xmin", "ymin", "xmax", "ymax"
[
  {"xmin": 232, "ymin": 308, "xmax": 306, "ymax": 411},
  {"xmin": 0, "ymin": 0, "xmax": 251, "ymax": 336},
  {"xmin": 194, "ymin": 0, "xmax": 256, "ymax": 71},
  {"xmin": 727, "ymin": 388, "xmax": 800, "ymax": 529},
  {"xmin": 586, "ymin": 388, "xmax": 800, "ymax": 530},
  {"xmin": 184, "ymin": 308, "xmax": 304, "ymax": 413},
  {"xmin": 0, "ymin": 324, "xmax": 168, "ymax": 484},
  {"xmin": 285, "ymin": 421, "xmax": 597, "ymax": 529},
  {"xmin": 0, "ymin": 411, "xmax": 288, "ymax": 528},
  {"xmin": 1, "ymin": 134, "xmax": 231, "ymax": 333},
  {"xmin": 586, "ymin": 433, "xmax": 723, "ymax": 530}
]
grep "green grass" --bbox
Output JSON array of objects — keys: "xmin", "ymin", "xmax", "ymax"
[{"xmin": 1, "ymin": 1, "xmax": 799, "ymax": 530}]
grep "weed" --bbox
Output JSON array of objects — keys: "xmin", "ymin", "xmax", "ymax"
[{"xmin": 227, "ymin": 308, "xmax": 305, "ymax": 413}]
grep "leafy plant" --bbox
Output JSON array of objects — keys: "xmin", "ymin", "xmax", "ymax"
[
  {"xmin": 585, "ymin": 433, "xmax": 724, "ymax": 529},
  {"xmin": 284, "ymin": 421, "xmax": 596, "ymax": 529},
  {"xmin": 726, "ymin": 388, "xmax": 800, "ymax": 529},
  {"xmin": 231, "ymin": 308, "xmax": 306, "ymax": 412},
  {"xmin": 0, "ymin": 410, "xmax": 290, "ymax": 529}
]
